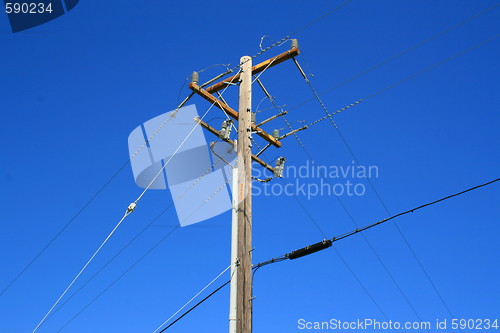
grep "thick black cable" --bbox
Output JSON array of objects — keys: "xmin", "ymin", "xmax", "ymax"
[
  {"xmin": 341, "ymin": 177, "xmax": 500, "ymax": 239},
  {"xmin": 158, "ymin": 169, "xmax": 472, "ymax": 333},
  {"xmin": 256, "ymin": 177, "xmax": 500, "ymax": 268},
  {"xmin": 157, "ymin": 280, "xmax": 231, "ymax": 332},
  {"xmin": 256, "ymin": 156, "xmax": 395, "ymax": 326},
  {"xmin": 294, "ymin": 57, "xmax": 429, "ymax": 329}
]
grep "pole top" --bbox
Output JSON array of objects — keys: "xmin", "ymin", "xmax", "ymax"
[{"xmin": 240, "ymin": 55, "xmax": 252, "ymax": 64}]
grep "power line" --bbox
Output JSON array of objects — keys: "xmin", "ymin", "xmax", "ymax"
[
  {"xmin": 293, "ymin": 56, "xmax": 430, "ymax": 329},
  {"xmin": 254, "ymin": 74, "xmax": 418, "ymax": 326},
  {"xmin": 152, "ymin": 264, "xmax": 233, "ymax": 333},
  {"xmin": 55, "ymin": 227, "xmax": 178, "ymax": 333},
  {"xmin": 251, "ymin": 0, "xmax": 354, "ymax": 60},
  {"xmin": 0, "ymin": 94, "xmax": 195, "ymax": 300},
  {"xmin": 157, "ymin": 279, "xmax": 231, "ymax": 332},
  {"xmin": 289, "ymin": 2, "xmax": 500, "ymax": 112},
  {"xmin": 0, "ymin": 160, "xmax": 128, "ymax": 298},
  {"xmin": 31, "ymin": 207, "xmax": 134, "ymax": 333},
  {"xmin": 302, "ymin": 34, "xmax": 500, "ymax": 127},
  {"xmin": 54, "ymin": 178, "xmax": 234, "ymax": 331},
  {"xmin": 46, "ymin": 159, "xmax": 224, "ymax": 322},
  {"xmin": 289, "ymin": 35, "xmax": 498, "ymax": 321},
  {"xmin": 251, "ymin": 180, "xmax": 500, "ymax": 329},
  {"xmin": 208, "ymin": 0, "xmax": 354, "ymax": 83},
  {"xmin": 255, "ymin": 177, "xmax": 500, "ymax": 268},
  {"xmin": 24, "ymin": 3, "xmax": 497, "ymax": 329},
  {"xmin": 32, "ymin": 70, "xmax": 242, "ymax": 333},
  {"xmin": 255, "ymin": 146, "xmax": 395, "ymax": 325},
  {"xmin": 32, "ymin": 113, "xmax": 199, "ymax": 332},
  {"xmin": 4, "ymin": 60, "xmax": 238, "ymax": 304}
]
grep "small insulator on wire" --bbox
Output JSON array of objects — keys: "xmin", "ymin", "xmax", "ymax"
[
  {"xmin": 274, "ymin": 157, "xmax": 286, "ymax": 178},
  {"xmin": 272, "ymin": 129, "xmax": 280, "ymax": 139},
  {"xmin": 291, "ymin": 39, "xmax": 299, "ymax": 50},
  {"xmin": 191, "ymin": 71, "xmax": 199, "ymax": 84},
  {"xmin": 219, "ymin": 119, "xmax": 233, "ymax": 140},
  {"xmin": 251, "ymin": 112, "xmax": 256, "ymax": 124},
  {"xmin": 127, "ymin": 203, "xmax": 137, "ymax": 213}
]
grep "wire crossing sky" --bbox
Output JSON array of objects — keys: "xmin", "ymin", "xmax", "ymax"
[{"xmin": 1, "ymin": 1, "xmax": 499, "ymax": 332}]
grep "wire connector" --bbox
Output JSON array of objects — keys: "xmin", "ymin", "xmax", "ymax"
[{"xmin": 127, "ymin": 203, "xmax": 137, "ymax": 213}]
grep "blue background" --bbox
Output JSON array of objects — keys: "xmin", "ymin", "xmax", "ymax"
[{"xmin": 0, "ymin": 1, "xmax": 499, "ymax": 332}]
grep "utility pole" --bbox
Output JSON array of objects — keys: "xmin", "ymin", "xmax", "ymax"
[
  {"xmin": 236, "ymin": 56, "xmax": 253, "ymax": 333},
  {"xmin": 189, "ymin": 42, "xmax": 300, "ymax": 333}
]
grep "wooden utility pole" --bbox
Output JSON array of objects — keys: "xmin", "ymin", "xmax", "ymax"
[
  {"xmin": 236, "ymin": 55, "xmax": 253, "ymax": 333},
  {"xmin": 188, "ymin": 42, "xmax": 301, "ymax": 333}
]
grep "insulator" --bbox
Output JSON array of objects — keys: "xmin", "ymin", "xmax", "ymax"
[
  {"xmin": 291, "ymin": 39, "xmax": 299, "ymax": 50},
  {"xmin": 272, "ymin": 129, "xmax": 280, "ymax": 139},
  {"xmin": 287, "ymin": 240, "xmax": 332, "ymax": 260},
  {"xmin": 274, "ymin": 157, "xmax": 286, "ymax": 178},
  {"xmin": 219, "ymin": 119, "xmax": 233, "ymax": 140},
  {"xmin": 191, "ymin": 71, "xmax": 199, "ymax": 84},
  {"xmin": 251, "ymin": 112, "xmax": 256, "ymax": 124},
  {"xmin": 127, "ymin": 202, "xmax": 137, "ymax": 213}
]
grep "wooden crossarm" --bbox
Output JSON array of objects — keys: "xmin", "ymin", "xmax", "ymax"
[
  {"xmin": 204, "ymin": 47, "xmax": 300, "ymax": 94},
  {"xmin": 194, "ymin": 117, "xmax": 276, "ymax": 174},
  {"xmin": 189, "ymin": 82, "xmax": 282, "ymax": 148}
]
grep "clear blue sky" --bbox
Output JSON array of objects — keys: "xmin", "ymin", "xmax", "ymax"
[{"xmin": 1, "ymin": 1, "xmax": 499, "ymax": 332}]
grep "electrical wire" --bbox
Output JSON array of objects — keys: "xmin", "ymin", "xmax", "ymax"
[
  {"xmin": 32, "ymin": 103, "xmax": 205, "ymax": 332},
  {"xmin": 252, "ymin": 74, "xmax": 400, "ymax": 324},
  {"xmin": 0, "ymin": 160, "xmax": 128, "ymax": 299},
  {"xmin": 250, "ymin": 0, "xmax": 354, "ymax": 61},
  {"xmin": 31, "ymin": 208, "xmax": 133, "ymax": 333},
  {"xmin": 151, "ymin": 264, "xmax": 233, "ymax": 333},
  {"xmin": 303, "ymin": 34, "xmax": 500, "ymax": 127},
  {"xmin": 55, "ymin": 177, "xmax": 232, "ymax": 331},
  {"xmin": 294, "ymin": 57, "xmax": 430, "ymax": 329},
  {"xmin": 254, "ymin": 77, "xmax": 314, "ymax": 161},
  {"xmin": 286, "ymin": 2, "xmax": 499, "ymax": 112},
  {"xmin": 55, "ymin": 226, "xmax": 178, "ymax": 333},
  {"xmin": 133, "ymin": 103, "xmax": 217, "ymax": 203},
  {"xmin": 17, "ymin": 1, "xmax": 357, "ymax": 325},
  {"xmin": 46, "ymin": 159, "xmax": 224, "ymax": 322},
  {"xmin": 51, "ymin": 68, "xmax": 241, "ymax": 329},
  {"xmin": 216, "ymin": 0, "xmax": 354, "ymax": 77},
  {"xmin": 33, "ymin": 70, "xmax": 242, "ymax": 332},
  {"xmin": 25, "ymin": 3, "xmax": 498, "ymax": 328},
  {"xmin": 255, "ymin": 177, "xmax": 500, "ymax": 268},
  {"xmin": 0, "ymin": 92, "xmax": 195, "ymax": 300},
  {"xmin": 157, "ymin": 279, "xmax": 231, "ymax": 332},
  {"xmin": 292, "ymin": 32, "xmax": 500, "ymax": 327},
  {"xmin": 255, "ymin": 143, "xmax": 394, "ymax": 324}
]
